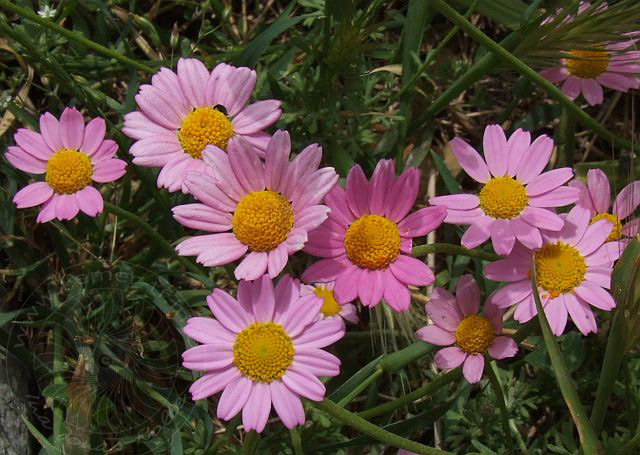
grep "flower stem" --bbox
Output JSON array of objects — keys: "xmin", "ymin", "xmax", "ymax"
[
  {"xmin": 428, "ymin": 0, "xmax": 640, "ymax": 154},
  {"xmin": 241, "ymin": 430, "xmax": 259, "ymax": 455},
  {"xmin": 530, "ymin": 262, "xmax": 603, "ymax": 454},
  {"xmin": 412, "ymin": 243, "xmax": 500, "ymax": 262},
  {"xmin": 290, "ymin": 428, "xmax": 305, "ymax": 455},
  {"xmin": 337, "ymin": 368, "xmax": 383, "ymax": 407},
  {"xmin": 314, "ymin": 399, "xmax": 454, "ymax": 455},
  {"xmin": 0, "ymin": 0, "xmax": 155, "ymax": 74},
  {"xmin": 559, "ymin": 107, "xmax": 577, "ymax": 168},
  {"xmin": 103, "ymin": 202, "xmax": 207, "ymax": 280},
  {"xmin": 487, "ymin": 362, "xmax": 515, "ymax": 455}
]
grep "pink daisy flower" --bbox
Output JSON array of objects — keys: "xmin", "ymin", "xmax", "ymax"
[
  {"xmin": 570, "ymin": 168, "xmax": 640, "ymax": 240},
  {"xmin": 416, "ymin": 275, "xmax": 518, "ymax": 384},
  {"xmin": 8, "ymin": 107, "xmax": 126, "ymax": 223},
  {"xmin": 485, "ymin": 206, "xmax": 625, "ymax": 336},
  {"xmin": 302, "ymin": 159, "xmax": 446, "ymax": 312},
  {"xmin": 173, "ymin": 130, "xmax": 338, "ymax": 280},
  {"xmin": 300, "ymin": 282, "xmax": 359, "ymax": 324},
  {"xmin": 182, "ymin": 274, "xmax": 345, "ymax": 433},
  {"xmin": 540, "ymin": 3, "xmax": 640, "ymax": 106},
  {"xmin": 123, "ymin": 58, "xmax": 282, "ymax": 192},
  {"xmin": 429, "ymin": 125, "xmax": 580, "ymax": 255}
]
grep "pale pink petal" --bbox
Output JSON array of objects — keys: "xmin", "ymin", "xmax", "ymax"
[
  {"xmin": 443, "ymin": 208, "xmax": 484, "ymax": 224},
  {"xmin": 528, "ymin": 186, "xmax": 580, "ymax": 208},
  {"xmin": 434, "ymin": 346, "xmax": 467, "ymax": 369},
  {"xmin": 506, "ymin": 128, "xmax": 531, "ymax": 177},
  {"xmin": 389, "ymin": 255, "xmax": 435, "ymax": 287},
  {"xmin": 264, "ymin": 130, "xmax": 292, "ymax": 193},
  {"xmin": 232, "ymin": 100, "xmax": 282, "ymax": 134},
  {"xmin": 575, "ymin": 220, "xmax": 613, "ymax": 256},
  {"xmin": 281, "ymin": 295, "xmax": 323, "ymax": 338},
  {"xmin": 564, "ymin": 293, "xmax": 598, "ymax": 336},
  {"xmin": 456, "ymin": 275, "xmax": 480, "ymax": 316},
  {"xmin": 39, "ymin": 112, "xmax": 63, "ymax": 152},
  {"xmin": 383, "ymin": 273, "xmax": 412, "ymax": 311},
  {"xmin": 242, "ymin": 382, "xmax": 271, "ymax": 433},
  {"xmin": 91, "ymin": 139, "xmax": 119, "ymax": 161},
  {"xmin": 292, "ymin": 319, "xmax": 345, "ymax": 349},
  {"xmin": 183, "ymin": 172, "xmax": 237, "ymax": 212},
  {"xmin": 291, "ymin": 167, "xmax": 338, "ymax": 210},
  {"xmin": 540, "ymin": 67, "xmax": 570, "ymax": 83},
  {"xmin": 561, "ymin": 76, "xmax": 582, "ymax": 100},
  {"xmin": 559, "ymin": 205, "xmax": 591, "ymax": 246},
  {"xmin": 177, "ymin": 58, "xmax": 210, "ymax": 108},
  {"xmin": 181, "ymin": 344, "xmax": 233, "ymax": 370},
  {"xmin": 491, "ymin": 220, "xmax": 516, "ymax": 255},
  {"xmin": 267, "ymin": 245, "xmax": 289, "ymax": 279},
  {"xmin": 510, "ymin": 217, "xmax": 543, "ymax": 250},
  {"xmin": 491, "ymin": 281, "xmax": 532, "ymax": 309},
  {"xmin": 461, "ymin": 217, "xmax": 493, "ymax": 248},
  {"xmin": 59, "ymin": 107, "xmax": 85, "ymax": 149},
  {"xmin": 270, "ymin": 381, "xmax": 305, "ymax": 429},
  {"xmin": 235, "ymin": 252, "xmax": 269, "ymax": 281},
  {"xmin": 294, "ymin": 348, "xmax": 341, "ymax": 377},
  {"xmin": 172, "ymin": 203, "xmax": 232, "ymax": 232},
  {"xmin": 184, "ymin": 317, "xmax": 236, "ymax": 345},
  {"xmin": 242, "ymin": 131, "xmax": 271, "ymax": 156},
  {"xmin": 585, "ymin": 242, "xmax": 624, "ymax": 266},
  {"xmin": 462, "ymin": 355, "xmax": 485, "ymax": 383},
  {"xmin": 587, "ymin": 169, "xmax": 611, "ymax": 214},
  {"xmin": 92, "ymin": 159, "xmax": 127, "ymax": 183},
  {"xmin": 75, "ymin": 186, "xmax": 103, "ymax": 217},
  {"xmin": 358, "ymin": 269, "xmax": 385, "ymax": 307},
  {"xmin": 520, "ymin": 206, "xmax": 564, "ymax": 231},
  {"xmin": 488, "ymin": 336, "xmax": 518, "ymax": 360},
  {"xmin": 190, "ymin": 367, "xmax": 241, "ymax": 401},
  {"xmin": 206, "ymin": 290, "xmax": 252, "ymax": 333},
  {"xmin": 581, "ymin": 78, "xmax": 604, "ymax": 106},
  {"xmin": 301, "ymin": 256, "xmax": 348, "ymax": 283},
  {"xmin": 584, "ymin": 266, "xmax": 612, "ymax": 289},
  {"xmin": 5, "ymin": 146, "xmax": 47, "ymax": 173},
  {"xmin": 516, "ymin": 134, "xmax": 554, "ymax": 184},
  {"xmin": 573, "ymin": 281, "xmax": 616, "ymax": 311},
  {"xmin": 201, "ymin": 146, "xmax": 245, "ymax": 201},
  {"xmin": 217, "ymin": 376, "xmax": 252, "ymax": 421},
  {"xmin": 323, "ymin": 184, "xmax": 356, "ymax": 227},
  {"xmin": 223, "ymin": 67, "xmax": 257, "ymax": 117},
  {"xmin": 513, "ymin": 294, "xmax": 537, "ymax": 323},
  {"xmin": 252, "ymin": 275, "xmax": 276, "ymax": 322},
  {"xmin": 333, "ymin": 265, "xmax": 362, "ymax": 304},
  {"xmin": 13, "ymin": 182, "xmax": 53, "ymax": 208},
  {"xmin": 227, "ymin": 136, "xmax": 265, "ymax": 193},
  {"xmin": 526, "ymin": 168, "xmax": 574, "ymax": 196},
  {"xmin": 368, "ymin": 160, "xmax": 394, "ymax": 215},
  {"xmin": 150, "ymin": 67, "xmax": 189, "ymax": 109},
  {"xmin": 345, "ymin": 165, "xmax": 369, "ymax": 217},
  {"xmin": 416, "ymin": 325, "xmax": 455, "ymax": 346},
  {"xmin": 81, "ymin": 117, "xmax": 106, "ymax": 156},
  {"xmin": 122, "ymin": 111, "xmax": 174, "ymax": 140},
  {"xmin": 13, "ymin": 129, "xmax": 53, "ymax": 160},
  {"xmin": 427, "ymin": 290, "xmax": 462, "ymax": 331},
  {"xmin": 482, "ymin": 124, "xmax": 508, "ymax": 177},
  {"xmin": 622, "ymin": 218, "xmax": 640, "ymax": 237},
  {"xmin": 597, "ymin": 72, "xmax": 639, "ymax": 91},
  {"xmin": 339, "ymin": 303, "xmax": 359, "ymax": 324},
  {"xmin": 36, "ymin": 197, "xmax": 57, "ymax": 223},
  {"xmin": 129, "ymin": 135, "xmax": 183, "ymax": 160},
  {"xmin": 386, "ymin": 168, "xmax": 420, "ymax": 222},
  {"xmin": 135, "ymin": 84, "xmax": 185, "ymax": 129},
  {"xmin": 282, "ymin": 366, "xmax": 326, "ymax": 401},
  {"xmin": 294, "ymin": 205, "xmax": 331, "ymax": 231},
  {"xmin": 613, "ymin": 181, "xmax": 640, "ymax": 220},
  {"xmin": 450, "ymin": 137, "xmax": 490, "ymax": 183},
  {"xmin": 304, "ymin": 224, "xmax": 346, "ymax": 258},
  {"xmin": 545, "ymin": 300, "xmax": 569, "ymax": 336},
  {"xmin": 428, "ymin": 194, "xmax": 480, "ymax": 210},
  {"xmin": 55, "ymin": 194, "xmax": 80, "ymax": 220},
  {"xmin": 397, "ymin": 206, "xmax": 447, "ymax": 237},
  {"xmin": 485, "ymin": 259, "xmax": 530, "ymax": 282}
]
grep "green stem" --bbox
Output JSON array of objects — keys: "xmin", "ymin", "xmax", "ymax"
[
  {"xmin": 290, "ymin": 428, "xmax": 304, "ymax": 455},
  {"xmin": 0, "ymin": 0, "xmax": 155, "ymax": 73},
  {"xmin": 429, "ymin": 0, "xmax": 640, "ymax": 154},
  {"xmin": 337, "ymin": 368, "xmax": 383, "ymax": 407},
  {"xmin": 412, "ymin": 243, "xmax": 500, "ymax": 262},
  {"xmin": 241, "ymin": 430, "xmax": 259, "ymax": 455},
  {"xmin": 52, "ymin": 323, "xmax": 65, "ymax": 450},
  {"xmin": 530, "ymin": 263, "xmax": 603, "ymax": 454},
  {"xmin": 314, "ymin": 399, "xmax": 454, "ymax": 455},
  {"xmin": 487, "ymin": 362, "xmax": 514, "ymax": 455},
  {"xmin": 559, "ymin": 108, "xmax": 577, "ymax": 168},
  {"xmin": 103, "ymin": 202, "xmax": 206, "ymax": 279}
]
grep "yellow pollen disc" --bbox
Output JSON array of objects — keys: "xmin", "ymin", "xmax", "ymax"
[
  {"xmin": 232, "ymin": 322, "xmax": 295, "ymax": 383},
  {"xmin": 344, "ymin": 214, "xmax": 401, "ymax": 270},
  {"xmin": 454, "ymin": 315, "xmax": 495, "ymax": 356},
  {"xmin": 534, "ymin": 242, "xmax": 586, "ymax": 299},
  {"xmin": 479, "ymin": 177, "xmax": 528, "ymax": 219},
  {"xmin": 178, "ymin": 107, "xmax": 234, "ymax": 159},
  {"xmin": 314, "ymin": 287, "xmax": 341, "ymax": 317},
  {"xmin": 232, "ymin": 191, "xmax": 294, "ymax": 252},
  {"xmin": 566, "ymin": 49, "xmax": 609, "ymax": 79},
  {"xmin": 590, "ymin": 213, "xmax": 623, "ymax": 241},
  {"xmin": 45, "ymin": 149, "xmax": 93, "ymax": 194}
]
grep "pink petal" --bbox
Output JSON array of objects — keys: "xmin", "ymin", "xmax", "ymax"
[
  {"xmin": 515, "ymin": 134, "xmax": 554, "ymax": 184},
  {"xmin": 545, "ymin": 300, "xmax": 568, "ymax": 336},
  {"xmin": 585, "ymin": 242, "xmax": 624, "ymax": 266},
  {"xmin": 485, "ymin": 259, "xmax": 530, "ymax": 283},
  {"xmin": 184, "ymin": 317, "xmax": 236, "ymax": 345},
  {"xmin": 561, "ymin": 76, "xmax": 581, "ymax": 100},
  {"xmin": 190, "ymin": 366, "xmax": 241, "ymax": 400},
  {"xmin": 389, "ymin": 255, "xmax": 435, "ymax": 287},
  {"xmin": 540, "ymin": 67, "xmax": 570, "ymax": 83},
  {"xmin": 242, "ymin": 382, "xmax": 271, "ymax": 433},
  {"xmin": 183, "ymin": 172, "xmax": 237, "ymax": 212},
  {"xmin": 91, "ymin": 139, "xmax": 119, "ymax": 161},
  {"xmin": 81, "ymin": 117, "xmax": 106, "ymax": 156},
  {"xmin": 227, "ymin": 136, "xmax": 265, "ymax": 193},
  {"xmin": 397, "ymin": 206, "xmax": 446, "ymax": 237},
  {"xmin": 510, "ymin": 217, "xmax": 542, "ymax": 250},
  {"xmin": 235, "ymin": 252, "xmax": 269, "ymax": 281},
  {"xmin": 584, "ymin": 266, "xmax": 612, "ymax": 289},
  {"xmin": 581, "ymin": 78, "xmax": 604, "ymax": 106},
  {"xmin": 294, "ymin": 348, "xmax": 341, "ymax": 377},
  {"xmin": 383, "ymin": 273, "xmax": 411, "ymax": 312},
  {"xmin": 333, "ymin": 265, "xmax": 362, "ymax": 304},
  {"xmin": 292, "ymin": 319, "xmax": 345, "ymax": 349},
  {"xmin": 526, "ymin": 168, "xmax": 574, "ymax": 196},
  {"xmin": 232, "ymin": 100, "xmax": 282, "ymax": 134},
  {"xmin": 282, "ymin": 366, "xmax": 326, "ymax": 401},
  {"xmin": 92, "ymin": 159, "xmax": 127, "ymax": 183},
  {"xmin": 450, "ymin": 137, "xmax": 490, "ymax": 183},
  {"xmin": 217, "ymin": 376, "xmax": 252, "ymax": 421},
  {"xmin": 622, "ymin": 218, "xmax": 640, "ymax": 237},
  {"xmin": 489, "ymin": 336, "xmax": 518, "ymax": 360},
  {"xmin": 323, "ymin": 185, "xmax": 356, "ymax": 227},
  {"xmin": 75, "ymin": 186, "xmax": 103, "ymax": 217},
  {"xmin": 385, "ymin": 168, "xmax": 420, "ymax": 222},
  {"xmin": 39, "ymin": 112, "xmax": 62, "ymax": 152},
  {"xmin": 177, "ymin": 58, "xmax": 210, "ymax": 108},
  {"xmin": 490, "ymin": 220, "xmax": 516, "ymax": 255},
  {"xmin": 206, "ymin": 290, "xmax": 252, "ymax": 333},
  {"xmin": 13, "ymin": 182, "xmax": 53, "ymax": 208},
  {"xmin": 461, "ymin": 217, "xmax": 493, "ymax": 248},
  {"xmin": 613, "ymin": 181, "xmax": 640, "ymax": 220},
  {"xmin": 172, "ymin": 203, "xmax": 232, "ymax": 232},
  {"xmin": 345, "ymin": 165, "xmax": 369, "ymax": 217},
  {"xmin": 135, "ymin": 84, "xmax": 185, "ymax": 130},
  {"xmin": 294, "ymin": 205, "xmax": 331, "ymax": 231},
  {"xmin": 59, "ymin": 107, "xmax": 85, "ymax": 150},
  {"xmin": 482, "ymin": 124, "xmax": 508, "ymax": 177},
  {"xmin": 564, "ymin": 293, "xmax": 598, "ymax": 336},
  {"xmin": 122, "ymin": 111, "xmax": 174, "ymax": 140},
  {"xmin": 264, "ymin": 130, "xmax": 292, "ymax": 193},
  {"xmin": 513, "ymin": 294, "xmax": 537, "ymax": 323},
  {"xmin": 416, "ymin": 325, "xmax": 455, "ymax": 346},
  {"xmin": 520, "ymin": 206, "xmax": 564, "ymax": 231},
  {"xmin": 427, "ymin": 289, "xmax": 462, "ymax": 331},
  {"xmin": 55, "ymin": 194, "xmax": 80, "ymax": 220},
  {"xmin": 223, "ymin": 67, "xmax": 257, "ymax": 117},
  {"xmin": 491, "ymin": 281, "xmax": 532, "ymax": 309},
  {"xmin": 270, "ymin": 381, "xmax": 305, "ymax": 429},
  {"xmin": 36, "ymin": 197, "xmax": 57, "ymax": 223},
  {"xmin": 301, "ymin": 256, "xmax": 347, "ymax": 282},
  {"xmin": 506, "ymin": 128, "xmax": 531, "ymax": 177},
  {"xmin": 573, "ymin": 281, "xmax": 616, "ymax": 311},
  {"xmin": 5, "ymin": 146, "xmax": 47, "ymax": 173},
  {"xmin": 428, "ymin": 194, "xmax": 480, "ymax": 210},
  {"xmin": 444, "ymin": 208, "xmax": 484, "ymax": 224},
  {"xmin": 14, "ymin": 129, "xmax": 53, "ymax": 160},
  {"xmin": 267, "ymin": 245, "xmax": 289, "ymax": 279},
  {"xmin": 456, "ymin": 275, "xmax": 480, "ymax": 316},
  {"xmin": 281, "ymin": 295, "xmax": 323, "ymax": 338},
  {"xmin": 597, "ymin": 72, "xmax": 639, "ymax": 91},
  {"xmin": 528, "ymin": 186, "xmax": 580, "ymax": 208},
  {"xmin": 357, "ymin": 269, "xmax": 385, "ymax": 307},
  {"xmin": 368, "ymin": 160, "xmax": 394, "ymax": 215},
  {"xmin": 587, "ymin": 169, "xmax": 611, "ymax": 214},
  {"xmin": 559, "ymin": 205, "xmax": 591, "ymax": 246},
  {"xmin": 182, "ymin": 343, "xmax": 233, "ymax": 371},
  {"xmin": 434, "ymin": 346, "xmax": 467, "ymax": 369},
  {"xmin": 462, "ymin": 355, "xmax": 485, "ymax": 383},
  {"xmin": 575, "ymin": 220, "xmax": 613, "ymax": 256}
]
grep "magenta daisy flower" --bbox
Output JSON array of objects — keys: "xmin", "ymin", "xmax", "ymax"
[
  {"xmin": 485, "ymin": 206, "xmax": 625, "ymax": 336},
  {"xmin": 123, "ymin": 58, "xmax": 281, "ymax": 192},
  {"xmin": 300, "ymin": 282, "xmax": 359, "ymax": 324},
  {"xmin": 570, "ymin": 168, "xmax": 640, "ymax": 240},
  {"xmin": 8, "ymin": 107, "xmax": 126, "ymax": 222},
  {"xmin": 416, "ymin": 275, "xmax": 518, "ymax": 384},
  {"xmin": 174, "ymin": 130, "xmax": 338, "ymax": 280},
  {"xmin": 429, "ymin": 125, "xmax": 580, "ymax": 255},
  {"xmin": 302, "ymin": 159, "xmax": 446, "ymax": 312},
  {"xmin": 182, "ymin": 274, "xmax": 345, "ymax": 433}
]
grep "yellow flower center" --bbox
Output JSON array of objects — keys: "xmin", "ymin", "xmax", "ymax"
[
  {"xmin": 45, "ymin": 149, "xmax": 93, "ymax": 194},
  {"xmin": 233, "ymin": 322, "xmax": 294, "ymax": 383},
  {"xmin": 590, "ymin": 213, "xmax": 623, "ymax": 241},
  {"xmin": 344, "ymin": 215, "xmax": 401, "ymax": 270},
  {"xmin": 479, "ymin": 177, "xmax": 528, "ymax": 219},
  {"xmin": 534, "ymin": 242, "xmax": 587, "ymax": 299},
  {"xmin": 454, "ymin": 315, "xmax": 495, "ymax": 356},
  {"xmin": 566, "ymin": 49, "xmax": 609, "ymax": 79},
  {"xmin": 314, "ymin": 287, "xmax": 341, "ymax": 317},
  {"xmin": 232, "ymin": 190, "xmax": 294, "ymax": 252},
  {"xmin": 178, "ymin": 107, "xmax": 235, "ymax": 159}
]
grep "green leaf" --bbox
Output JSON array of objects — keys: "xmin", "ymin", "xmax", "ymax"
[
  {"xmin": 430, "ymin": 149, "xmax": 462, "ymax": 195},
  {"xmin": 328, "ymin": 355, "xmax": 382, "ymax": 402},
  {"xmin": 452, "ymin": 0, "xmax": 527, "ymax": 30}
]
